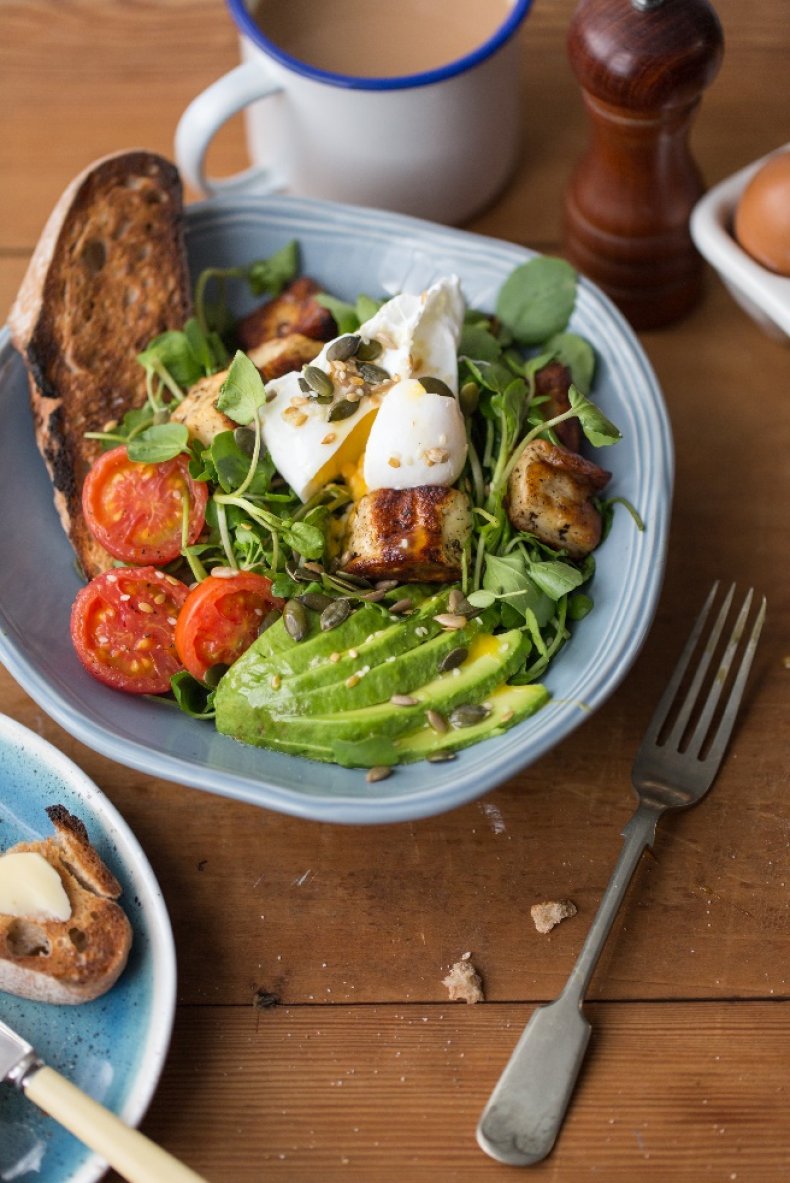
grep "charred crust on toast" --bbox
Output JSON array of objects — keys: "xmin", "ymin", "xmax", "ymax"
[{"xmin": 45, "ymin": 804, "xmax": 89, "ymax": 844}]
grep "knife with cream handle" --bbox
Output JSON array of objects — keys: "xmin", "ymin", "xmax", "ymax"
[{"xmin": 0, "ymin": 1017, "xmax": 208, "ymax": 1183}]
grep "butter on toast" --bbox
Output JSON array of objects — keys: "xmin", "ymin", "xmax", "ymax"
[
  {"xmin": 9, "ymin": 151, "xmax": 192, "ymax": 578},
  {"xmin": 0, "ymin": 806, "xmax": 133, "ymax": 1005}
]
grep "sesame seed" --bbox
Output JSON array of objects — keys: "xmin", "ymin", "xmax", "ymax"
[
  {"xmin": 391, "ymin": 694, "xmax": 418, "ymax": 707},
  {"xmin": 119, "ymin": 593, "xmax": 131, "ymax": 602},
  {"xmin": 211, "ymin": 566, "xmax": 238, "ymax": 579},
  {"xmin": 388, "ymin": 456, "xmax": 401, "ymax": 468},
  {"xmin": 321, "ymin": 432, "xmax": 336, "ymax": 445},
  {"xmin": 329, "ymin": 652, "xmax": 342, "ymax": 663},
  {"xmin": 348, "ymin": 648, "xmax": 359, "ymax": 659},
  {"xmin": 271, "ymin": 674, "xmax": 281, "ymax": 689},
  {"xmin": 366, "ymin": 765, "xmax": 393, "ymax": 783},
  {"xmin": 346, "ymin": 674, "xmax": 361, "ymax": 688}
]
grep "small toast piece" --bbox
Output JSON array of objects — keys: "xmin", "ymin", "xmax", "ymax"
[
  {"xmin": 0, "ymin": 806, "xmax": 133, "ymax": 1005},
  {"xmin": 506, "ymin": 438, "xmax": 610, "ymax": 558},
  {"xmin": 8, "ymin": 151, "xmax": 192, "ymax": 578},
  {"xmin": 235, "ymin": 277, "xmax": 336, "ymax": 350},
  {"xmin": 340, "ymin": 486, "xmax": 472, "ymax": 582}
]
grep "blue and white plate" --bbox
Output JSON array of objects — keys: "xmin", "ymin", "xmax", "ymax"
[
  {"xmin": 0, "ymin": 196, "xmax": 673, "ymax": 823},
  {"xmin": 0, "ymin": 713, "xmax": 176, "ymax": 1183}
]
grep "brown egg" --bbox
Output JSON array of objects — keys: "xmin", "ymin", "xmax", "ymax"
[{"xmin": 734, "ymin": 151, "xmax": 790, "ymax": 277}]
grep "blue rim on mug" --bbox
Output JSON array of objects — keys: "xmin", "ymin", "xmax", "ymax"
[{"xmin": 227, "ymin": 0, "xmax": 534, "ymax": 91}]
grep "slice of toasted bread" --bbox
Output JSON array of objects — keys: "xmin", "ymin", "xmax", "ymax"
[
  {"xmin": 8, "ymin": 151, "xmax": 192, "ymax": 578},
  {"xmin": 0, "ymin": 805, "xmax": 133, "ymax": 1005}
]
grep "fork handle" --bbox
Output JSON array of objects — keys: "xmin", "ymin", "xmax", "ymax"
[{"xmin": 477, "ymin": 799, "xmax": 663, "ymax": 1166}]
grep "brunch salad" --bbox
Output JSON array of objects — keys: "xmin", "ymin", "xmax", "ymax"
[{"xmin": 70, "ymin": 244, "xmax": 626, "ymax": 774}]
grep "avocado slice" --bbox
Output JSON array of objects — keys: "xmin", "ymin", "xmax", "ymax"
[{"xmin": 393, "ymin": 681, "xmax": 549, "ymax": 762}]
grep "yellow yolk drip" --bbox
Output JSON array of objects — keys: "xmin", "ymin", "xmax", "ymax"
[
  {"xmin": 309, "ymin": 408, "xmax": 377, "ymax": 501},
  {"xmin": 467, "ymin": 633, "xmax": 503, "ymax": 662}
]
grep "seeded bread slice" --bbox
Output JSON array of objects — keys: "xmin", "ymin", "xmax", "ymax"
[
  {"xmin": 8, "ymin": 151, "xmax": 192, "ymax": 578},
  {"xmin": 0, "ymin": 806, "xmax": 133, "ymax": 1005}
]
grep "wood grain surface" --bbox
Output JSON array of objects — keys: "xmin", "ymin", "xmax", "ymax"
[{"xmin": 1, "ymin": 1, "xmax": 789, "ymax": 1180}]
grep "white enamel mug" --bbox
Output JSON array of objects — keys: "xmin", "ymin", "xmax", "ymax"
[{"xmin": 175, "ymin": 0, "xmax": 532, "ymax": 224}]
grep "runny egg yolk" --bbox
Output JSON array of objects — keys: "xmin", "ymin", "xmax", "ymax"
[{"xmin": 309, "ymin": 407, "xmax": 377, "ymax": 502}]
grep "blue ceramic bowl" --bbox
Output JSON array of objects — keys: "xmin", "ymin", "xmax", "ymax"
[
  {"xmin": 0, "ymin": 713, "xmax": 176, "ymax": 1183},
  {"xmin": 0, "ymin": 196, "xmax": 672, "ymax": 823}
]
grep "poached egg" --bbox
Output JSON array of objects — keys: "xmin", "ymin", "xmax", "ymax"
[{"xmin": 259, "ymin": 276, "xmax": 467, "ymax": 501}]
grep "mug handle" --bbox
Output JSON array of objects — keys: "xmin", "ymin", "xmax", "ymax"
[{"xmin": 174, "ymin": 60, "xmax": 285, "ymax": 197}]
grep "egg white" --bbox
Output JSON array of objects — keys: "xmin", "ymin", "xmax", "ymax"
[{"xmin": 363, "ymin": 378, "xmax": 467, "ymax": 491}]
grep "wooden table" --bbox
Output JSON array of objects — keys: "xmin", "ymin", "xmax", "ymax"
[{"xmin": 2, "ymin": 2, "xmax": 789, "ymax": 1179}]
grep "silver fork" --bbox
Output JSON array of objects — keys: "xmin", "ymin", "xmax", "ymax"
[{"xmin": 477, "ymin": 582, "xmax": 766, "ymax": 1167}]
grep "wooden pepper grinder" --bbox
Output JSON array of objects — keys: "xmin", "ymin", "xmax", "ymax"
[{"xmin": 564, "ymin": 0, "xmax": 724, "ymax": 328}]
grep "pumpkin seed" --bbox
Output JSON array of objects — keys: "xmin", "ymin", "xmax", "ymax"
[
  {"xmin": 448, "ymin": 588, "xmax": 475, "ymax": 616},
  {"xmin": 375, "ymin": 579, "xmax": 400, "ymax": 592},
  {"xmin": 328, "ymin": 399, "xmax": 359, "ymax": 422},
  {"xmin": 303, "ymin": 365, "xmax": 334, "ymax": 399},
  {"xmin": 360, "ymin": 588, "xmax": 388, "ymax": 602},
  {"xmin": 299, "ymin": 591, "xmax": 332, "ymax": 612},
  {"xmin": 203, "ymin": 662, "xmax": 230, "ymax": 689},
  {"xmin": 320, "ymin": 598, "xmax": 352, "ymax": 631},
  {"xmin": 427, "ymin": 750, "xmax": 457, "ymax": 763},
  {"xmin": 438, "ymin": 645, "xmax": 468, "ymax": 673},
  {"xmin": 356, "ymin": 338, "xmax": 383, "ymax": 361},
  {"xmin": 258, "ymin": 608, "xmax": 281, "ymax": 635},
  {"xmin": 297, "ymin": 376, "xmax": 312, "ymax": 394},
  {"xmin": 357, "ymin": 362, "xmax": 391, "ymax": 385},
  {"xmin": 283, "ymin": 599, "xmax": 308, "ymax": 641},
  {"xmin": 427, "ymin": 709, "xmax": 449, "ymax": 734},
  {"xmin": 285, "ymin": 559, "xmax": 313, "ymax": 583},
  {"xmin": 233, "ymin": 425, "xmax": 257, "ymax": 456},
  {"xmin": 326, "ymin": 335, "xmax": 360, "ymax": 362},
  {"xmin": 449, "ymin": 703, "xmax": 491, "ymax": 729},
  {"xmin": 459, "ymin": 380, "xmax": 480, "ymax": 416},
  {"xmin": 366, "ymin": 765, "xmax": 393, "ymax": 783},
  {"xmin": 419, "ymin": 376, "xmax": 454, "ymax": 398}
]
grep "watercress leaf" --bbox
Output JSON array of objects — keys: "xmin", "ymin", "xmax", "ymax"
[
  {"xmin": 545, "ymin": 331, "xmax": 596, "ymax": 395},
  {"xmin": 316, "ymin": 293, "xmax": 360, "ymax": 334},
  {"xmin": 466, "ymin": 589, "xmax": 497, "ymax": 609},
  {"xmin": 210, "ymin": 430, "xmax": 274, "ymax": 494},
  {"xmin": 331, "ymin": 735, "xmax": 398, "ymax": 769},
  {"xmin": 283, "ymin": 520, "xmax": 325, "ymax": 559},
  {"xmin": 568, "ymin": 593, "xmax": 593, "ymax": 621},
  {"xmin": 217, "ymin": 350, "xmax": 267, "ymax": 425},
  {"xmin": 183, "ymin": 317, "xmax": 217, "ymax": 376},
  {"xmin": 246, "ymin": 240, "xmax": 299, "ymax": 297},
  {"xmin": 527, "ymin": 559, "xmax": 585, "ymax": 601},
  {"xmin": 137, "ymin": 330, "xmax": 204, "ymax": 389},
  {"xmin": 459, "ymin": 322, "xmax": 502, "ymax": 363},
  {"xmin": 356, "ymin": 294, "xmax": 385, "ymax": 323},
  {"xmin": 170, "ymin": 671, "xmax": 216, "ymax": 719},
  {"xmin": 568, "ymin": 384, "xmax": 622, "ymax": 447},
  {"xmin": 127, "ymin": 422, "xmax": 190, "ymax": 464},
  {"xmin": 270, "ymin": 573, "xmax": 300, "ymax": 599},
  {"xmin": 496, "ymin": 257, "xmax": 578, "ymax": 346}
]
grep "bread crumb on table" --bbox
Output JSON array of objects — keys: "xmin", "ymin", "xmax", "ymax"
[
  {"xmin": 442, "ymin": 958, "xmax": 485, "ymax": 1004},
  {"xmin": 530, "ymin": 899, "xmax": 578, "ymax": 934}
]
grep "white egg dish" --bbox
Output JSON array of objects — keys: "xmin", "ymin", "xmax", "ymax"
[{"xmin": 259, "ymin": 277, "xmax": 468, "ymax": 502}]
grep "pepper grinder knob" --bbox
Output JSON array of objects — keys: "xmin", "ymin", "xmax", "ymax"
[{"xmin": 564, "ymin": 0, "xmax": 724, "ymax": 328}]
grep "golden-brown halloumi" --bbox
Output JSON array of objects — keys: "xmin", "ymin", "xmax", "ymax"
[
  {"xmin": 506, "ymin": 438, "xmax": 610, "ymax": 557},
  {"xmin": 340, "ymin": 486, "xmax": 471, "ymax": 582}
]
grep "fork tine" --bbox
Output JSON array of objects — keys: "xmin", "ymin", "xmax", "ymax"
[
  {"xmin": 642, "ymin": 581, "xmax": 721, "ymax": 746},
  {"xmin": 683, "ymin": 587, "xmax": 753, "ymax": 760},
  {"xmin": 664, "ymin": 582, "xmax": 736, "ymax": 750},
  {"xmin": 696, "ymin": 592, "xmax": 766, "ymax": 767}
]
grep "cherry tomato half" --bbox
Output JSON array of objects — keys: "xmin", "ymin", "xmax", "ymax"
[
  {"xmin": 71, "ymin": 566, "xmax": 190, "ymax": 694},
  {"xmin": 82, "ymin": 446, "xmax": 208, "ymax": 565},
  {"xmin": 175, "ymin": 571, "xmax": 284, "ymax": 684}
]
